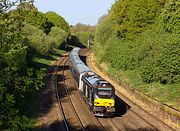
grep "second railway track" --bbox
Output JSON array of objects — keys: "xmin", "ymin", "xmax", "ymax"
[{"xmin": 54, "ymin": 56, "xmax": 85, "ymax": 131}]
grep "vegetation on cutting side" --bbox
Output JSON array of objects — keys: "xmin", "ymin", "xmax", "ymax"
[
  {"xmin": 0, "ymin": 1, "xmax": 69, "ymax": 130},
  {"xmin": 93, "ymin": 0, "xmax": 180, "ymax": 108}
]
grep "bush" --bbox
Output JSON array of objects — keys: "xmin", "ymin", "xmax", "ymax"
[
  {"xmin": 22, "ymin": 24, "xmax": 53, "ymax": 54},
  {"xmin": 159, "ymin": 0, "xmax": 180, "ymax": 34},
  {"xmin": 95, "ymin": 15, "xmax": 113, "ymax": 46},
  {"xmin": 93, "ymin": 15, "xmax": 114, "ymax": 62},
  {"xmin": 73, "ymin": 32, "xmax": 91, "ymax": 47},
  {"xmin": 140, "ymin": 32, "xmax": 180, "ymax": 83},
  {"xmin": 76, "ymin": 32, "xmax": 89, "ymax": 45},
  {"xmin": 48, "ymin": 27, "xmax": 67, "ymax": 48},
  {"xmin": 109, "ymin": 0, "xmax": 162, "ymax": 39},
  {"xmin": 0, "ymin": 13, "xmax": 45, "ymax": 130},
  {"xmin": 104, "ymin": 36, "xmax": 138, "ymax": 70}
]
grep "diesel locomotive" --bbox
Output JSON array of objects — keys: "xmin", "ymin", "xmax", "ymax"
[{"xmin": 69, "ymin": 48, "xmax": 115, "ymax": 116}]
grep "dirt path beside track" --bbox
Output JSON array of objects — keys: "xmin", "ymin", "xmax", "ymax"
[{"xmin": 35, "ymin": 60, "xmax": 65, "ymax": 131}]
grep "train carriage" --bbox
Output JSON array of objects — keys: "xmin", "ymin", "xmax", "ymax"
[{"xmin": 69, "ymin": 47, "xmax": 115, "ymax": 116}]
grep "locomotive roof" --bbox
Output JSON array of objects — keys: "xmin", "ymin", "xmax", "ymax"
[
  {"xmin": 70, "ymin": 47, "xmax": 92, "ymax": 74},
  {"xmin": 82, "ymin": 73, "xmax": 114, "ymax": 89},
  {"xmin": 84, "ymin": 74, "xmax": 100, "ymax": 85}
]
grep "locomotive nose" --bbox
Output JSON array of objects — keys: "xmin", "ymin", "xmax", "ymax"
[{"xmin": 94, "ymin": 99, "xmax": 115, "ymax": 107}]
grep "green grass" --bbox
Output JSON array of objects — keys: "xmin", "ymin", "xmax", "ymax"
[
  {"xmin": 52, "ymin": 48, "xmax": 67, "ymax": 55},
  {"xmin": 33, "ymin": 57, "xmax": 52, "ymax": 66},
  {"xmin": 106, "ymin": 64, "xmax": 180, "ymax": 110},
  {"xmin": 33, "ymin": 48, "xmax": 67, "ymax": 66}
]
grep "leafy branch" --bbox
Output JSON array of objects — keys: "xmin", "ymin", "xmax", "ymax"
[{"xmin": 0, "ymin": 0, "xmax": 33, "ymax": 12}]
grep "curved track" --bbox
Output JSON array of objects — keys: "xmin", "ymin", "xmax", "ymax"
[
  {"xmin": 55, "ymin": 56, "xmax": 86, "ymax": 131},
  {"xmin": 54, "ymin": 57, "xmax": 69, "ymax": 131},
  {"xmin": 48, "ymin": 47, "xmax": 177, "ymax": 131}
]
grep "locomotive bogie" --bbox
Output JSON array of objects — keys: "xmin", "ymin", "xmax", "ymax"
[{"xmin": 93, "ymin": 106, "xmax": 115, "ymax": 116}]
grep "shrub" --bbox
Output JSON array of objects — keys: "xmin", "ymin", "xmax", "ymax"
[
  {"xmin": 94, "ymin": 15, "xmax": 113, "ymax": 46},
  {"xmin": 22, "ymin": 24, "xmax": 53, "ymax": 54},
  {"xmin": 74, "ymin": 32, "xmax": 90, "ymax": 46},
  {"xmin": 104, "ymin": 37, "xmax": 138, "ymax": 70},
  {"xmin": 48, "ymin": 27, "xmax": 67, "ymax": 48}
]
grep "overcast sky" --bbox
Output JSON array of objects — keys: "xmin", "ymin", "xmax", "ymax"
[{"xmin": 34, "ymin": 0, "xmax": 115, "ymax": 26}]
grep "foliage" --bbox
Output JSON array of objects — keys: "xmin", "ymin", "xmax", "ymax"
[
  {"xmin": 16, "ymin": 9, "xmax": 53, "ymax": 34},
  {"xmin": 104, "ymin": 37, "xmax": 138, "ymax": 70},
  {"xmin": 94, "ymin": 0, "xmax": 180, "ymax": 85},
  {"xmin": 136, "ymin": 29, "xmax": 179, "ymax": 84},
  {"xmin": 22, "ymin": 24, "xmax": 54, "ymax": 55},
  {"xmin": 70, "ymin": 23, "xmax": 95, "ymax": 47},
  {"xmin": 95, "ymin": 15, "xmax": 113, "ymax": 46},
  {"xmin": 0, "ymin": 1, "xmax": 69, "ymax": 130},
  {"xmin": 48, "ymin": 27, "xmax": 67, "ymax": 48},
  {"xmin": 71, "ymin": 23, "xmax": 96, "ymax": 34},
  {"xmin": 45, "ymin": 11, "xmax": 70, "ymax": 35},
  {"xmin": 93, "ymin": 0, "xmax": 179, "ymax": 109},
  {"xmin": 159, "ymin": 0, "xmax": 180, "ymax": 34},
  {"xmin": 74, "ymin": 32, "xmax": 91, "ymax": 46},
  {"xmin": 139, "ymin": 0, "xmax": 180, "ymax": 83},
  {"xmin": 93, "ymin": 15, "xmax": 114, "ymax": 62},
  {"xmin": 109, "ymin": 0, "xmax": 162, "ymax": 39},
  {"xmin": 17, "ymin": 1, "xmax": 35, "ymax": 10},
  {"xmin": 0, "ymin": 8, "xmax": 44, "ymax": 130},
  {"xmin": 0, "ymin": 0, "xmax": 32, "ymax": 12}
]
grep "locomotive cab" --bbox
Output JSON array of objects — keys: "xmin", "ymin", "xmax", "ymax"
[{"xmin": 93, "ymin": 81, "xmax": 115, "ymax": 116}]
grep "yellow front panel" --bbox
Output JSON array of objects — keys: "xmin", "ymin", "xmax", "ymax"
[{"xmin": 94, "ymin": 98, "xmax": 114, "ymax": 107}]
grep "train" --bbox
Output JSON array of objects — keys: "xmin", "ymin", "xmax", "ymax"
[{"xmin": 69, "ymin": 47, "xmax": 115, "ymax": 116}]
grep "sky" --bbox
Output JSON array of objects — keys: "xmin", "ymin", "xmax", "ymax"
[{"xmin": 34, "ymin": 0, "xmax": 115, "ymax": 26}]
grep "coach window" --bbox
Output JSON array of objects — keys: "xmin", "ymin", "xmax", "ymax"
[
  {"xmin": 86, "ymin": 85, "xmax": 88, "ymax": 97},
  {"xmin": 89, "ymin": 89, "xmax": 92, "ymax": 102},
  {"xmin": 87, "ymin": 86, "xmax": 90, "ymax": 100}
]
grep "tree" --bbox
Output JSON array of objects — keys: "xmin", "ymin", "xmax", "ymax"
[
  {"xmin": 71, "ymin": 23, "xmax": 96, "ymax": 34},
  {"xmin": 17, "ymin": 9, "xmax": 53, "ymax": 34},
  {"xmin": 0, "ymin": 11, "xmax": 44, "ymax": 130},
  {"xmin": 109, "ymin": 0, "xmax": 162, "ymax": 39},
  {"xmin": 48, "ymin": 27, "xmax": 67, "ymax": 48},
  {"xmin": 45, "ymin": 11, "xmax": 70, "ymax": 35},
  {"xmin": 95, "ymin": 15, "xmax": 113, "ymax": 46},
  {"xmin": 17, "ymin": 1, "xmax": 35, "ymax": 10},
  {"xmin": 0, "ymin": 0, "xmax": 30, "ymax": 12},
  {"xmin": 22, "ymin": 24, "xmax": 54, "ymax": 54}
]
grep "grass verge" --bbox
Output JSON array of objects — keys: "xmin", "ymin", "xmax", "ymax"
[{"xmin": 33, "ymin": 48, "xmax": 67, "ymax": 66}]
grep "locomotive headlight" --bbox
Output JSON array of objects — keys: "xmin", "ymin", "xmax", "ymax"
[{"xmin": 95, "ymin": 102, "xmax": 99, "ymax": 105}]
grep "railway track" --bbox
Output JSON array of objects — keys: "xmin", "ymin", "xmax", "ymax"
[
  {"xmin": 54, "ymin": 56, "xmax": 85, "ymax": 131},
  {"xmin": 115, "ymin": 90, "xmax": 176, "ymax": 131},
  {"xmin": 52, "ymin": 48, "xmax": 177, "ymax": 131}
]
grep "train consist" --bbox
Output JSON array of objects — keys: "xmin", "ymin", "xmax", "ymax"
[{"xmin": 69, "ymin": 47, "xmax": 115, "ymax": 116}]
